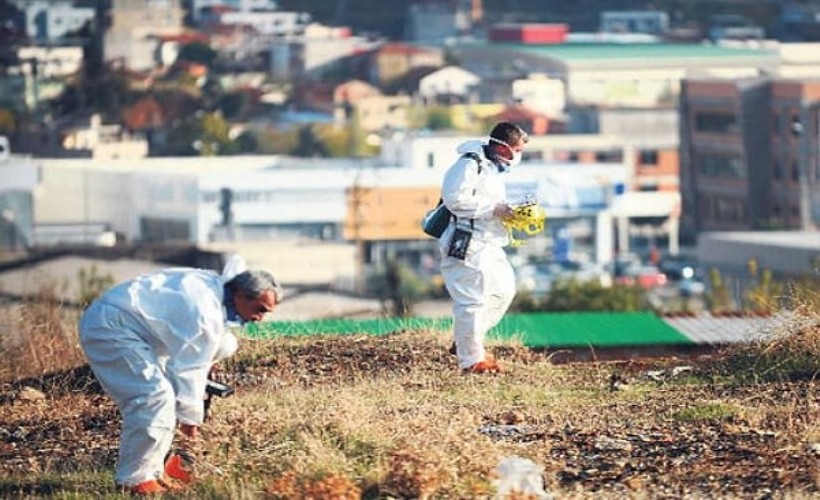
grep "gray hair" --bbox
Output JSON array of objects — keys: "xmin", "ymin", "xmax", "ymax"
[{"xmin": 227, "ymin": 270, "xmax": 282, "ymax": 303}]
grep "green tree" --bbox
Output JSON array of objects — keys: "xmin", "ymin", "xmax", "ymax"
[
  {"xmin": 177, "ymin": 42, "xmax": 218, "ymax": 67},
  {"xmin": 161, "ymin": 111, "xmax": 238, "ymax": 156},
  {"xmin": 425, "ymin": 106, "xmax": 453, "ymax": 130},
  {"xmin": 0, "ymin": 108, "xmax": 16, "ymax": 134},
  {"xmin": 52, "ymin": 65, "xmax": 132, "ymax": 121},
  {"xmin": 292, "ymin": 125, "xmax": 330, "ymax": 157},
  {"xmin": 254, "ymin": 128, "xmax": 300, "ymax": 155},
  {"xmin": 235, "ymin": 130, "xmax": 258, "ymax": 153}
]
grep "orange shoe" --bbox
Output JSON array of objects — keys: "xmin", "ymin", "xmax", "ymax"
[
  {"xmin": 464, "ymin": 355, "xmax": 503, "ymax": 374},
  {"xmin": 120, "ymin": 479, "xmax": 167, "ymax": 495},
  {"xmin": 159, "ymin": 475, "xmax": 188, "ymax": 492},
  {"xmin": 164, "ymin": 453, "xmax": 193, "ymax": 484}
]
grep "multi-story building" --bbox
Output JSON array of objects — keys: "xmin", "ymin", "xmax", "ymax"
[
  {"xmin": 269, "ymin": 24, "xmax": 377, "ymax": 81},
  {"xmin": 190, "ymin": 0, "xmax": 277, "ymax": 24},
  {"xmin": 679, "ymin": 77, "xmax": 820, "ymax": 237},
  {"xmin": 600, "ymin": 10, "xmax": 669, "ymax": 36},
  {"xmin": 11, "ymin": 0, "xmax": 95, "ymax": 41},
  {"xmin": 455, "ymin": 41, "xmax": 781, "ymax": 107},
  {"xmin": 104, "ymin": 0, "xmax": 184, "ymax": 71}
]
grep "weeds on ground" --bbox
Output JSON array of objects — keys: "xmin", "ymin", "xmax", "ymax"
[
  {"xmin": 710, "ymin": 289, "xmax": 820, "ymax": 383},
  {"xmin": 0, "ymin": 284, "xmax": 84, "ymax": 383},
  {"xmin": 2, "ymin": 285, "xmax": 819, "ymax": 498}
]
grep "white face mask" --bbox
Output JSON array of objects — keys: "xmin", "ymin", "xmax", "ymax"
[
  {"xmin": 507, "ymin": 150, "xmax": 522, "ymax": 169},
  {"xmin": 489, "ymin": 136, "xmax": 522, "ymax": 171}
]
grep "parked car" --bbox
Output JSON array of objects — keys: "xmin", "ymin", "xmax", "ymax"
[
  {"xmin": 678, "ymin": 277, "xmax": 706, "ymax": 297},
  {"xmin": 614, "ymin": 265, "xmax": 667, "ymax": 289},
  {"xmin": 516, "ymin": 260, "xmax": 611, "ymax": 296}
]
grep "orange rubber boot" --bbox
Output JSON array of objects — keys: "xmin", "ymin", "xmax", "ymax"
[
  {"xmin": 464, "ymin": 354, "xmax": 503, "ymax": 374},
  {"xmin": 164, "ymin": 453, "xmax": 193, "ymax": 484},
  {"xmin": 122, "ymin": 479, "xmax": 168, "ymax": 495}
]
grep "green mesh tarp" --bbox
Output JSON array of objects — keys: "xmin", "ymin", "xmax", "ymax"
[{"xmin": 245, "ymin": 311, "xmax": 693, "ymax": 348}]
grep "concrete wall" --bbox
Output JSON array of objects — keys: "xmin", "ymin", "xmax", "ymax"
[{"xmin": 696, "ymin": 231, "xmax": 820, "ymax": 277}]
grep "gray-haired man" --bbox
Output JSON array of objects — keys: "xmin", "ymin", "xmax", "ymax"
[{"xmin": 78, "ymin": 258, "xmax": 280, "ymax": 494}]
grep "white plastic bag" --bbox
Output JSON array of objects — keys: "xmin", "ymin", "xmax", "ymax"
[{"xmin": 492, "ymin": 456, "xmax": 551, "ymax": 499}]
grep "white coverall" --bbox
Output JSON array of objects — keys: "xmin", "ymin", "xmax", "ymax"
[
  {"xmin": 439, "ymin": 139, "xmax": 516, "ymax": 369},
  {"xmin": 78, "ymin": 266, "xmax": 240, "ymax": 486}
]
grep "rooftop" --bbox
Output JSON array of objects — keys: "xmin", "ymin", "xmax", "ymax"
[{"xmin": 452, "ymin": 41, "xmax": 779, "ymax": 68}]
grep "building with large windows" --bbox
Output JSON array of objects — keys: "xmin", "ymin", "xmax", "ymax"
[{"xmin": 679, "ymin": 77, "xmax": 820, "ymax": 237}]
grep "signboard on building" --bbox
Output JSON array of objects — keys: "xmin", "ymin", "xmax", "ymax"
[{"xmin": 343, "ymin": 186, "xmax": 440, "ymax": 241}]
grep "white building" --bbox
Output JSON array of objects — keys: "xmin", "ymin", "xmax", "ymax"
[
  {"xmin": 191, "ymin": 0, "xmax": 279, "ymax": 23},
  {"xmin": 600, "ymin": 11, "xmax": 670, "ymax": 36},
  {"xmin": 270, "ymin": 24, "xmax": 377, "ymax": 80},
  {"xmin": 418, "ymin": 66, "xmax": 480, "ymax": 104},
  {"xmin": 16, "ymin": 46, "xmax": 84, "ymax": 79},
  {"xmin": 13, "ymin": 0, "xmax": 95, "ymax": 41},
  {"xmin": 512, "ymin": 73, "xmax": 566, "ymax": 119},
  {"xmin": 0, "ymin": 145, "xmax": 39, "ymax": 250},
  {"xmin": 217, "ymin": 10, "xmax": 310, "ymax": 37},
  {"xmin": 104, "ymin": 0, "xmax": 185, "ymax": 71},
  {"xmin": 60, "ymin": 114, "xmax": 149, "ymax": 160}
]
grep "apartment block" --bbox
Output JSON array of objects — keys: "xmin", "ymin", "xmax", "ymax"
[{"xmin": 679, "ymin": 77, "xmax": 820, "ymax": 237}]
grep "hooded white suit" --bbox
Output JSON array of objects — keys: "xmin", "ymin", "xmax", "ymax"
[
  {"xmin": 439, "ymin": 140, "xmax": 516, "ymax": 369},
  {"xmin": 78, "ymin": 261, "xmax": 243, "ymax": 486}
]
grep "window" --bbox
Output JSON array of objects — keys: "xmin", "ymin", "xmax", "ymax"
[
  {"xmin": 773, "ymin": 161, "xmax": 782, "ymax": 180},
  {"xmin": 595, "ymin": 150, "xmax": 623, "ymax": 163},
  {"xmin": 426, "ymin": 152, "xmax": 434, "ymax": 169},
  {"xmin": 695, "ymin": 112, "xmax": 738, "ymax": 133},
  {"xmin": 714, "ymin": 197, "xmax": 746, "ymax": 223},
  {"xmin": 792, "ymin": 161, "xmax": 800, "ymax": 182},
  {"xmin": 700, "ymin": 154, "xmax": 746, "ymax": 179},
  {"xmin": 639, "ymin": 150, "xmax": 658, "ymax": 165}
]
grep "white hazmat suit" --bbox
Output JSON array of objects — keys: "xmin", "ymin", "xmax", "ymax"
[
  {"xmin": 79, "ymin": 262, "xmax": 243, "ymax": 487},
  {"xmin": 439, "ymin": 140, "xmax": 516, "ymax": 369}
]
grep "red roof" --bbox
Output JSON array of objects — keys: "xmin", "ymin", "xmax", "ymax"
[
  {"xmin": 156, "ymin": 31, "xmax": 210, "ymax": 44},
  {"xmin": 378, "ymin": 43, "xmax": 436, "ymax": 56}
]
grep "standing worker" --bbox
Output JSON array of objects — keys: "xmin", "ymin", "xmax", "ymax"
[
  {"xmin": 439, "ymin": 122, "xmax": 529, "ymax": 373},
  {"xmin": 78, "ymin": 256, "xmax": 281, "ymax": 494}
]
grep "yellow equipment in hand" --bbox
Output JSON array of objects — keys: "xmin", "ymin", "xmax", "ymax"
[{"xmin": 503, "ymin": 196, "xmax": 546, "ymax": 248}]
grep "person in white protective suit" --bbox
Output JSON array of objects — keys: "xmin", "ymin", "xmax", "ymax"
[
  {"xmin": 78, "ymin": 256, "xmax": 280, "ymax": 494},
  {"xmin": 439, "ymin": 122, "xmax": 529, "ymax": 374}
]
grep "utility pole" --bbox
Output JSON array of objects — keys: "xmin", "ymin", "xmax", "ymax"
[{"xmin": 795, "ymin": 103, "xmax": 819, "ymax": 231}]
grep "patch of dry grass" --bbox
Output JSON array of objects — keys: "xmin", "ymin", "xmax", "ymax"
[
  {"xmin": 0, "ymin": 296, "xmax": 818, "ymax": 498},
  {"xmin": 0, "ymin": 292, "xmax": 84, "ymax": 384},
  {"xmin": 710, "ymin": 293, "xmax": 820, "ymax": 383}
]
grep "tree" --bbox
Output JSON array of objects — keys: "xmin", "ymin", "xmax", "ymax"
[
  {"xmin": 177, "ymin": 42, "xmax": 217, "ymax": 67},
  {"xmin": 161, "ymin": 111, "xmax": 237, "ymax": 156},
  {"xmin": 292, "ymin": 125, "xmax": 330, "ymax": 157},
  {"xmin": 0, "ymin": 109, "xmax": 16, "ymax": 134}
]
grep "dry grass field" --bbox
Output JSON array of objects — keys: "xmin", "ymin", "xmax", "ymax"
[{"xmin": 0, "ymin": 296, "xmax": 818, "ymax": 499}]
